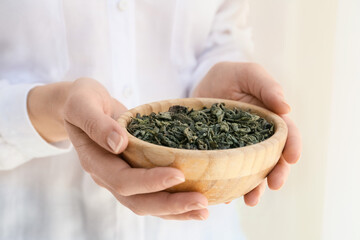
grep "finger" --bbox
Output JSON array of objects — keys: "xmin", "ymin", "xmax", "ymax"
[
  {"xmin": 110, "ymin": 166, "xmax": 186, "ymax": 196},
  {"xmin": 64, "ymin": 92, "xmax": 128, "ymax": 154},
  {"xmin": 244, "ymin": 180, "xmax": 267, "ymax": 207},
  {"xmin": 238, "ymin": 63, "xmax": 291, "ymax": 114},
  {"xmin": 91, "ymin": 174, "xmax": 107, "ymax": 188},
  {"xmin": 158, "ymin": 209, "xmax": 209, "ymax": 221},
  {"xmin": 116, "ymin": 191, "xmax": 208, "ymax": 216},
  {"xmin": 267, "ymin": 156, "xmax": 290, "ymax": 190},
  {"xmin": 232, "ymin": 93, "xmax": 266, "ymax": 108},
  {"xmin": 65, "ymin": 124, "xmax": 186, "ymax": 195},
  {"xmin": 281, "ymin": 115, "xmax": 302, "ymax": 164}
]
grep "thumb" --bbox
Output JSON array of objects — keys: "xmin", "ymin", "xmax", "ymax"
[
  {"xmin": 261, "ymin": 86, "xmax": 292, "ymax": 115},
  {"xmin": 240, "ymin": 63, "xmax": 291, "ymax": 114},
  {"xmin": 64, "ymin": 96, "xmax": 128, "ymax": 154}
]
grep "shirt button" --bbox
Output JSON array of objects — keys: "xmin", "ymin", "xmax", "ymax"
[
  {"xmin": 117, "ymin": 1, "xmax": 128, "ymax": 11},
  {"xmin": 122, "ymin": 86, "xmax": 133, "ymax": 98}
]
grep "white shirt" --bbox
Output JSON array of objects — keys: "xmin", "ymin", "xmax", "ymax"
[{"xmin": 0, "ymin": 0, "xmax": 252, "ymax": 239}]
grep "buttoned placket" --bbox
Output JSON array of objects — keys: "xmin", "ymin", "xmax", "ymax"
[
  {"xmin": 108, "ymin": 0, "xmax": 140, "ymax": 110},
  {"xmin": 107, "ymin": 1, "xmax": 144, "ymax": 239}
]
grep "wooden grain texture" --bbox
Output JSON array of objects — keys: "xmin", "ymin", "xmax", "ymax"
[{"xmin": 118, "ymin": 98, "xmax": 288, "ymax": 205}]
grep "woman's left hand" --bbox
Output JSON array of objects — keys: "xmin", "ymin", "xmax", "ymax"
[{"xmin": 192, "ymin": 62, "xmax": 302, "ymax": 206}]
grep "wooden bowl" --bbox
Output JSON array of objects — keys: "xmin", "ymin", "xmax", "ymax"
[{"xmin": 117, "ymin": 98, "xmax": 288, "ymax": 205}]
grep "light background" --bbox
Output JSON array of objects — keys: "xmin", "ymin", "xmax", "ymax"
[{"xmin": 238, "ymin": 0, "xmax": 360, "ymax": 239}]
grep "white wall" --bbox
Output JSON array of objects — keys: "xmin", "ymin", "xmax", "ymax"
[
  {"xmin": 238, "ymin": 0, "xmax": 350, "ymax": 239},
  {"xmin": 322, "ymin": 0, "xmax": 360, "ymax": 239}
]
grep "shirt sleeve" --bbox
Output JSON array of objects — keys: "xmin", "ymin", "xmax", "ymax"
[
  {"xmin": 187, "ymin": 0, "xmax": 253, "ymax": 97},
  {"xmin": 0, "ymin": 80, "xmax": 72, "ymax": 170}
]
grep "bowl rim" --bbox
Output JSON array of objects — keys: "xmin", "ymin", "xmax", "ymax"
[{"xmin": 117, "ymin": 97, "xmax": 288, "ymax": 154}]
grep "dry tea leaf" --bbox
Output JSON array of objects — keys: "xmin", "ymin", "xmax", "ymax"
[{"xmin": 127, "ymin": 103, "xmax": 274, "ymax": 150}]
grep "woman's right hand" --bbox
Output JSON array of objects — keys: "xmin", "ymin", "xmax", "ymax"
[{"xmin": 28, "ymin": 78, "xmax": 209, "ymax": 220}]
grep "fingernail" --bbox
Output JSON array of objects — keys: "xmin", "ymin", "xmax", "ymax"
[
  {"xmin": 164, "ymin": 176, "xmax": 185, "ymax": 187},
  {"xmin": 189, "ymin": 214, "xmax": 206, "ymax": 221},
  {"xmin": 225, "ymin": 201, "xmax": 232, "ymax": 204},
  {"xmin": 107, "ymin": 131, "xmax": 123, "ymax": 153},
  {"xmin": 247, "ymin": 198, "xmax": 259, "ymax": 207},
  {"xmin": 186, "ymin": 202, "xmax": 207, "ymax": 211},
  {"xmin": 281, "ymin": 100, "xmax": 291, "ymax": 112}
]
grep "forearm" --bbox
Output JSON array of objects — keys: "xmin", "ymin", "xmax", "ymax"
[{"xmin": 27, "ymin": 82, "xmax": 72, "ymax": 143}]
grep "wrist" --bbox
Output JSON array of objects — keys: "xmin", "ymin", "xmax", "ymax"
[{"xmin": 27, "ymin": 82, "xmax": 73, "ymax": 143}]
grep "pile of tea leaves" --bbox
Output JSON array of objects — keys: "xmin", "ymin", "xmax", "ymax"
[{"xmin": 127, "ymin": 103, "xmax": 274, "ymax": 150}]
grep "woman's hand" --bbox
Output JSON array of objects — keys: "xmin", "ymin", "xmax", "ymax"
[
  {"xmin": 192, "ymin": 62, "xmax": 302, "ymax": 206},
  {"xmin": 27, "ymin": 78, "xmax": 208, "ymax": 220}
]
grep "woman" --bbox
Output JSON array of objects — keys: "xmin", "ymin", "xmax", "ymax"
[{"xmin": 0, "ymin": 0, "xmax": 301, "ymax": 239}]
